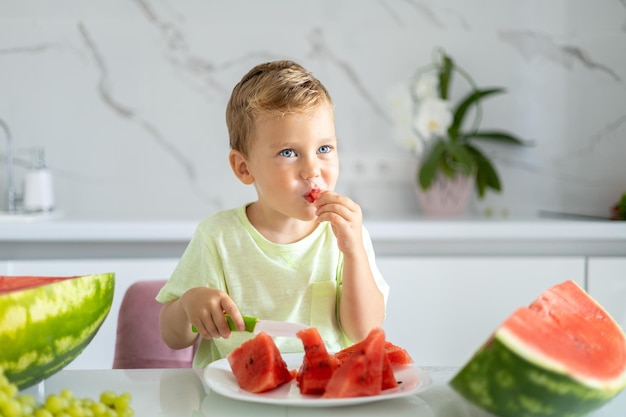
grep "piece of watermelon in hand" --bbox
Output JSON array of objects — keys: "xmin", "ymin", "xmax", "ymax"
[
  {"xmin": 305, "ymin": 188, "xmax": 321, "ymax": 203},
  {"xmin": 323, "ymin": 327, "xmax": 386, "ymax": 398},
  {"xmin": 227, "ymin": 332, "xmax": 294, "ymax": 393}
]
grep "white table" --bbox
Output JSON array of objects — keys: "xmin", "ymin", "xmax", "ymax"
[{"xmin": 21, "ymin": 367, "xmax": 626, "ymax": 417}]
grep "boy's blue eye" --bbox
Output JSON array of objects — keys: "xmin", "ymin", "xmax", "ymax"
[
  {"xmin": 279, "ymin": 149, "xmax": 296, "ymax": 157},
  {"xmin": 318, "ymin": 145, "xmax": 332, "ymax": 154}
]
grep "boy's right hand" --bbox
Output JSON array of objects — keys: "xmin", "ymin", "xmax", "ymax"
[{"xmin": 180, "ymin": 287, "xmax": 244, "ymax": 340}]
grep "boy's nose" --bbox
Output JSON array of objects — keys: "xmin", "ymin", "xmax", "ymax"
[{"xmin": 300, "ymin": 156, "xmax": 321, "ymax": 179}]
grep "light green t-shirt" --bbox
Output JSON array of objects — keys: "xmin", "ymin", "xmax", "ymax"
[{"xmin": 156, "ymin": 205, "xmax": 389, "ymax": 368}]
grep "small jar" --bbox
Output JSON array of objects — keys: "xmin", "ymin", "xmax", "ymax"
[{"xmin": 23, "ymin": 147, "xmax": 55, "ymax": 213}]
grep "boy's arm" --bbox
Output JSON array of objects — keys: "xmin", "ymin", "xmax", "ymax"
[
  {"xmin": 160, "ymin": 298, "xmax": 199, "ymax": 350},
  {"xmin": 339, "ymin": 246, "xmax": 386, "ymax": 342},
  {"xmin": 314, "ymin": 192, "xmax": 385, "ymax": 343}
]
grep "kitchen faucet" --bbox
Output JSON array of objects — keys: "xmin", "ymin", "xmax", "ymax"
[{"xmin": 0, "ymin": 117, "xmax": 16, "ymax": 212}]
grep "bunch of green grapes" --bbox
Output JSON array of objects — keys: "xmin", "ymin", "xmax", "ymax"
[{"xmin": 0, "ymin": 369, "xmax": 133, "ymax": 417}]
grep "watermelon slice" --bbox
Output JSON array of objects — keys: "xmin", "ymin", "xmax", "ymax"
[
  {"xmin": 451, "ymin": 280, "xmax": 626, "ymax": 417},
  {"xmin": 295, "ymin": 327, "xmax": 341, "ymax": 394},
  {"xmin": 226, "ymin": 332, "xmax": 293, "ymax": 393},
  {"xmin": 333, "ymin": 335, "xmax": 404, "ymax": 390},
  {"xmin": 323, "ymin": 327, "xmax": 386, "ymax": 398}
]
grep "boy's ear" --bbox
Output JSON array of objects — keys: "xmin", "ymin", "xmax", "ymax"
[{"xmin": 229, "ymin": 150, "xmax": 254, "ymax": 185}]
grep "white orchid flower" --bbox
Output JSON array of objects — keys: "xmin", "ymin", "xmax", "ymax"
[
  {"xmin": 413, "ymin": 73, "xmax": 440, "ymax": 100},
  {"xmin": 414, "ymin": 97, "xmax": 453, "ymax": 141}
]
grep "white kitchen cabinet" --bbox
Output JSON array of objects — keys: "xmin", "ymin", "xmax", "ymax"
[
  {"xmin": 6, "ymin": 258, "xmax": 180, "ymax": 370},
  {"xmin": 377, "ymin": 256, "xmax": 586, "ymax": 367},
  {"xmin": 587, "ymin": 257, "xmax": 626, "ymax": 331}
]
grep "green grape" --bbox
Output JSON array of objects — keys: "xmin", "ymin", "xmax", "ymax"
[
  {"xmin": 1, "ymin": 381, "xmax": 18, "ymax": 398},
  {"xmin": 45, "ymin": 394, "xmax": 69, "ymax": 414},
  {"xmin": 0, "ymin": 398, "xmax": 22, "ymax": 417},
  {"xmin": 34, "ymin": 408, "xmax": 54, "ymax": 417},
  {"xmin": 67, "ymin": 403, "xmax": 86, "ymax": 417},
  {"xmin": 81, "ymin": 398, "xmax": 95, "ymax": 408},
  {"xmin": 118, "ymin": 408, "xmax": 134, "ymax": 417},
  {"xmin": 113, "ymin": 392, "xmax": 132, "ymax": 412},
  {"xmin": 60, "ymin": 388, "xmax": 74, "ymax": 400},
  {"xmin": 17, "ymin": 393, "xmax": 37, "ymax": 408},
  {"xmin": 90, "ymin": 401, "xmax": 108, "ymax": 417},
  {"xmin": 99, "ymin": 391, "xmax": 116, "ymax": 407},
  {"xmin": 103, "ymin": 407, "xmax": 117, "ymax": 417}
]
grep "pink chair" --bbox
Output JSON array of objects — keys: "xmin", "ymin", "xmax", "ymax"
[{"xmin": 113, "ymin": 280, "xmax": 196, "ymax": 369}]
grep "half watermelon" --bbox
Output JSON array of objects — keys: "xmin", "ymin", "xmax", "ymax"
[
  {"xmin": 450, "ymin": 280, "xmax": 626, "ymax": 417},
  {"xmin": 0, "ymin": 274, "xmax": 115, "ymax": 389}
]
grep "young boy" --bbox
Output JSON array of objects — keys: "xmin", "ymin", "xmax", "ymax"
[{"xmin": 156, "ymin": 60, "xmax": 389, "ymax": 368}]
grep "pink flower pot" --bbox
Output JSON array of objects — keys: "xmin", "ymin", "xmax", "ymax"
[{"xmin": 415, "ymin": 171, "xmax": 475, "ymax": 217}]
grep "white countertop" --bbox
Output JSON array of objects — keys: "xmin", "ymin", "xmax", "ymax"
[
  {"xmin": 2, "ymin": 216, "xmax": 625, "ymax": 241},
  {"xmin": 20, "ymin": 367, "xmax": 626, "ymax": 417},
  {"xmin": 2, "ymin": 216, "xmax": 625, "ymax": 258}
]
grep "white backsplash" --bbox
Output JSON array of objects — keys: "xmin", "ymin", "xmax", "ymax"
[{"xmin": 0, "ymin": 0, "xmax": 624, "ymax": 221}]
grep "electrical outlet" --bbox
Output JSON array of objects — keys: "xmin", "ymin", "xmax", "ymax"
[{"xmin": 339, "ymin": 152, "xmax": 413, "ymax": 184}]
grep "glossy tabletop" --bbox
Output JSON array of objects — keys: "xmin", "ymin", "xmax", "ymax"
[{"xmin": 21, "ymin": 367, "xmax": 626, "ymax": 417}]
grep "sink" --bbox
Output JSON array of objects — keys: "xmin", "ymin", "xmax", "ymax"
[{"xmin": 0, "ymin": 210, "xmax": 60, "ymax": 223}]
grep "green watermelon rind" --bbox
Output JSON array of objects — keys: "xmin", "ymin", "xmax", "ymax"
[
  {"xmin": 450, "ymin": 333, "xmax": 626, "ymax": 417},
  {"xmin": 0, "ymin": 273, "xmax": 115, "ymax": 390}
]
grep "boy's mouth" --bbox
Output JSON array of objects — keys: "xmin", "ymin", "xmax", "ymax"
[{"xmin": 304, "ymin": 188, "xmax": 321, "ymax": 203}]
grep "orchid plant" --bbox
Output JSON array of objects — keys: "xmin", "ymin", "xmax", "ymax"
[{"xmin": 409, "ymin": 49, "xmax": 528, "ymax": 198}]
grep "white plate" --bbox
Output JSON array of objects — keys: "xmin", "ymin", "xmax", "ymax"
[{"xmin": 203, "ymin": 353, "xmax": 431, "ymax": 407}]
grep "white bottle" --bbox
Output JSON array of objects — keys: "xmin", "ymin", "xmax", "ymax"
[{"xmin": 23, "ymin": 147, "xmax": 55, "ymax": 213}]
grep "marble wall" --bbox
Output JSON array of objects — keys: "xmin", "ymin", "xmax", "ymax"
[{"xmin": 1, "ymin": 0, "xmax": 625, "ymax": 221}]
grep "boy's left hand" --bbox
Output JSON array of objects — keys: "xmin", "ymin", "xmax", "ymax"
[{"xmin": 314, "ymin": 191, "xmax": 363, "ymax": 255}]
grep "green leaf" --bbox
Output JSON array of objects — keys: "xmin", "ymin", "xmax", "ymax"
[
  {"xmin": 464, "ymin": 130, "xmax": 529, "ymax": 145},
  {"xmin": 466, "ymin": 144, "xmax": 501, "ymax": 198},
  {"xmin": 418, "ymin": 140, "xmax": 447, "ymax": 189},
  {"xmin": 447, "ymin": 143, "xmax": 476, "ymax": 176},
  {"xmin": 449, "ymin": 88, "xmax": 505, "ymax": 138},
  {"xmin": 438, "ymin": 53, "xmax": 454, "ymax": 100}
]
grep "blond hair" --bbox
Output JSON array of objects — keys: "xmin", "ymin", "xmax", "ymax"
[{"xmin": 225, "ymin": 60, "xmax": 333, "ymax": 156}]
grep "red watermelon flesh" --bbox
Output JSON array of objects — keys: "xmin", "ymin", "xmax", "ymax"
[
  {"xmin": 335, "ymin": 340, "xmax": 413, "ymax": 366},
  {"xmin": 296, "ymin": 327, "xmax": 340, "ymax": 395},
  {"xmin": 384, "ymin": 341, "xmax": 414, "ymax": 366},
  {"xmin": 500, "ymin": 280, "xmax": 626, "ymax": 385},
  {"xmin": 323, "ymin": 327, "xmax": 386, "ymax": 398},
  {"xmin": 0, "ymin": 276, "xmax": 71, "ymax": 294},
  {"xmin": 334, "ymin": 338, "xmax": 399, "ymax": 390},
  {"xmin": 226, "ymin": 332, "xmax": 293, "ymax": 393},
  {"xmin": 381, "ymin": 353, "xmax": 399, "ymax": 390}
]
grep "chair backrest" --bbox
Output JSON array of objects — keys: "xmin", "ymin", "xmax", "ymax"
[{"xmin": 113, "ymin": 279, "xmax": 195, "ymax": 369}]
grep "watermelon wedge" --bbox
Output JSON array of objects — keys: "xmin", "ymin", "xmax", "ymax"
[
  {"xmin": 227, "ymin": 331, "xmax": 293, "ymax": 393},
  {"xmin": 0, "ymin": 274, "xmax": 115, "ymax": 390},
  {"xmin": 451, "ymin": 280, "xmax": 626, "ymax": 417},
  {"xmin": 333, "ymin": 335, "xmax": 406, "ymax": 390},
  {"xmin": 296, "ymin": 327, "xmax": 340, "ymax": 394},
  {"xmin": 323, "ymin": 327, "xmax": 386, "ymax": 398}
]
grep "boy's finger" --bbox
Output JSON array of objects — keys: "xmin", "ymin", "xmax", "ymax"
[{"xmin": 221, "ymin": 301, "xmax": 245, "ymax": 332}]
